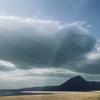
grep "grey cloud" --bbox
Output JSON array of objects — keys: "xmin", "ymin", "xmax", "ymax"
[
  {"xmin": 76, "ymin": 59, "xmax": 100, "ymax": 74},
  {"xmin": 64, "ymin": 57, "xmax": 100, "ymax": 75},
  {"xmin": 0, "ymin": 60, "xmax": 16, "ymax": 71},
  {"xmin": 25, "ymin": 68, "xmax": 79, "ymax": 78},
  {"xmin": 0, "ymin": 15, "xmax": 99, "ymax": 89},
  {"xmin": 0, "ymin": 65, "xmax": 15, "ymax": 71},
  {"xmin": 51, "ymin": 26, "xmax": 95, "ymax": 66},
  {"xmin": 0, "ymin": 17, "xmax": 96, "ymax": 70}
]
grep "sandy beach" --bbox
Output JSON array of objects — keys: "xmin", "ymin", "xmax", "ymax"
[{"xmin": 0, "ymin": 92, "xmax": 100, "ymax": 100}]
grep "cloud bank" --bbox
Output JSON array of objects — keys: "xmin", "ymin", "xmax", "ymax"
[
  {"xmin": 0, "ymin": 15, "xmax": 99, "ymax": 88},
  {"xmin": 0, "ymin": 16, "xmax": 96, "ymax": 69}
]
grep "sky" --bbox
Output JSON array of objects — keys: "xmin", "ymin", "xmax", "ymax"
[{"xmin": 0, "ymin": 0, "xmax": 100, "ymax": 89}]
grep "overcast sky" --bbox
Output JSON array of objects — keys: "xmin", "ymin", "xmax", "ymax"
[{"xmin": 0, "ymin": 0, "xmax": 100, "ymax": 89}]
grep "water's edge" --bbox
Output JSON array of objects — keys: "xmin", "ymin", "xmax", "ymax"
[{"xmin": 0, "ymin": 90, "xmax": 97, "ymax": 96}]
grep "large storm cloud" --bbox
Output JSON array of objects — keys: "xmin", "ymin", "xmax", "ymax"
[
  {"xmin": 0, "ymin": 16, "xmax": 100, "ymax": 89},
  {"xmin": 0, "ymin": 16, "xmax": 96, "ymax": 71}
]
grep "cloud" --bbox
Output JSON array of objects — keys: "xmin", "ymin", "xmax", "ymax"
[
  {"xmin": 51, "ymin": 24, "xmax": 95, "ymax": 66},
  {"xmin": 25, "ymin": 68, "xmax": 79, "ymax": 78},
  {"xmin": 0, "ymin": 67, "xmax": 82, "ymax": 89},
  {"xmin": 77, "ymin": 50, "xmax": 100, "ymax": 74},
  {"xmin": 0, "ymin": 60, "xmax": 16, "ymax": 71},
  {"xmin": 0, "ymin": 15, "xmax": 100, "ymax": 88},
  {"xmin": 64, "ymin": 43, "xmax": 100, "ymax": 74},
  {"xmin": 0, "ymin": 16, "xmax": 96, "ymax": 71}
]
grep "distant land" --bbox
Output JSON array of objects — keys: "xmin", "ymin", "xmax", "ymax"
[
  {"xmin": 20, "ymin": 76, "xmax": 100, "ymax": 91},
  {"xmin": 1, "ymin": 76, "xmax": 100, "ymax": 96}
]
